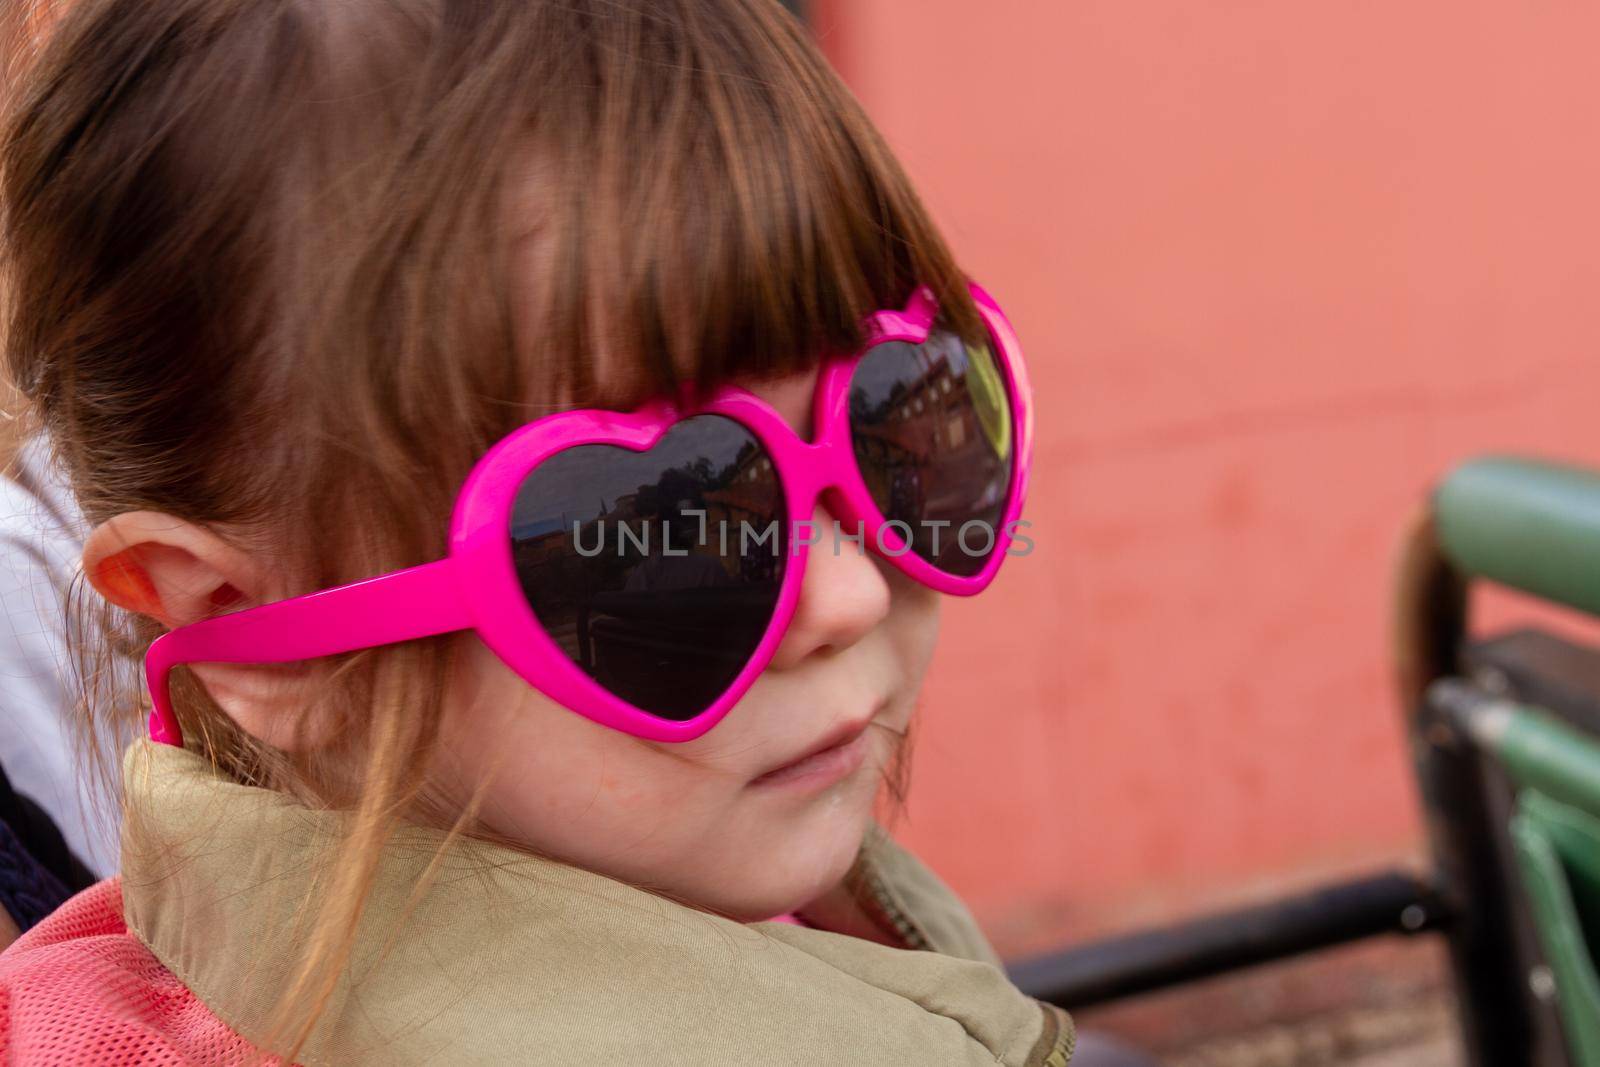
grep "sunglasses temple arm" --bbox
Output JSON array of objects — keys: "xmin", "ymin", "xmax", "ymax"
[{"xmin": 143, "ymin": 559, "xmax": 472, "ymax": 747}]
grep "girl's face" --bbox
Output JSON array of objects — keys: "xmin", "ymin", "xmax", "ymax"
[{"xmin": 437, "ymin": 367, "xmax": 942, "ymax": 922}]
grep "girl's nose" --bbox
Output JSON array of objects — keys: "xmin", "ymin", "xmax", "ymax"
[{"xmin": 766, "ymin": 503, "xmax": 892, "ymax": 670}]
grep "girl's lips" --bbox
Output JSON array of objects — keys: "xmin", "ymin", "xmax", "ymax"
[{"xmin": 749, "ymin": 721, "xmax": 872, "ymax": 791}]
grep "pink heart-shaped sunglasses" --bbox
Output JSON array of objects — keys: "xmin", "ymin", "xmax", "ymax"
[{"xmin": 145, "ymin": 282, "xmax": 1033, "ymax": 746}]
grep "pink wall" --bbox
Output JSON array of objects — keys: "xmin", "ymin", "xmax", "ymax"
[{"xmin": 815, "ymin": 0, "xmax": 1600, "ymax": 955}]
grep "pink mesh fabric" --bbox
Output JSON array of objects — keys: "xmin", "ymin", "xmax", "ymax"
[{"xmin": 0, "ymin": 879, "xmax": 282, "ymax": 1065}]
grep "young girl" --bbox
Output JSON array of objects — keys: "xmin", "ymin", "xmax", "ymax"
[{"xmin": 0, "ymin": 1, "xmax": 1079, "ymax": 1063}]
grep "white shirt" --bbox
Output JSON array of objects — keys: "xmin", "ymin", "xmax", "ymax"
[{"xmin": 0, "ymin": 438, "xmax": 118, "ymax": 875}]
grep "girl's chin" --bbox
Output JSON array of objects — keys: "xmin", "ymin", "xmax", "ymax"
[{"xmin": 712, "ymin": 803, "xmax": 876, "ymax": 922}]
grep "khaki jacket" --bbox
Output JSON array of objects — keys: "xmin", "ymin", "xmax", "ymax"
[{"xmin": 121, "ymin": 742, "xmax": 1074, "ymax": 1065}]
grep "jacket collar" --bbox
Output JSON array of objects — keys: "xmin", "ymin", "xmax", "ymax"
[{"xmin": 121, "ymin": 741, "xmax": 1070, "ymax": 1066}]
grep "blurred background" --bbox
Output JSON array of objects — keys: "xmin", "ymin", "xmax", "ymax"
[{"xmin": 796, "ymin": 1, "xmax": 1600, "ymax": 1062}]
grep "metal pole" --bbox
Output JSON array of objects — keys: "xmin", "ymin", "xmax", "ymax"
[
  {"xmin": 1396, "ymin": 514, "xmax": 1543, "ymax": 1066},
  {"xmin": 1009, "ymin": 871, "xmax": 1444, "ymax": 1008}
]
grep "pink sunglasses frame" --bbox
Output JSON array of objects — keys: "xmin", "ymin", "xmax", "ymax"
[{"xmin": 145, "ymin": 282, "xmax": 1033, "ymax": 747}]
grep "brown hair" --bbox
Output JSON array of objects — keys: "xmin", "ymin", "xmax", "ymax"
[{"xmin": 1, "ymin": 0, "xmax": 970, "ymax": 1055}]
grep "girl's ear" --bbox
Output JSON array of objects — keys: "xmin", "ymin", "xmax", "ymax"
[
  {"xmin": 83, "ymin": 511, "xmax": 257, "ymax": 628},
  {"xmin": 82, "ymin": 513, "xmax": 320, "ymax": 750}
]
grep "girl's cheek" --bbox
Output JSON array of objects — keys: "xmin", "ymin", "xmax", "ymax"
[
  {"xmin": 441, "ymin": 644, "xmax": 701, "ymax": 828},
  {"xmin": 886, "ymin": 569, "xmax": 942, "ymax": 675}
]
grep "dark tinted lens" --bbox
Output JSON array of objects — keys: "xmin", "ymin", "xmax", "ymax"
[
  {"xmin": 849, "ymin": 328, "xmax": 1014, "ymax": 576},
  {"xmin": 510, "ymin": 416, "xmax": 786, "ymax": 721}
]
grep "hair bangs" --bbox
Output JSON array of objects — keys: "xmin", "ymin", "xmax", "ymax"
[{"xmin": 500, "ymin": 0, "xmax": 981, "ymax": 409}]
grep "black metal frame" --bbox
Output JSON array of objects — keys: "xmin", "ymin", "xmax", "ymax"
[
  {"xmin": 1008, "ymin": 871, "xmax": 1444, "ymax": 1007},
  {"xmin": 1009, "ymin": 516, "xmax": 1594, "ymax": 1066}
]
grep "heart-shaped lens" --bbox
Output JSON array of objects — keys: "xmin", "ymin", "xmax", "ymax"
[
  {"xmin": 510, "ymin": 416, "xmax": 786, "ymax": 720},
  {"xmin": 848, "ymin": 327, "xmax": 1014, "ymax": 576}
]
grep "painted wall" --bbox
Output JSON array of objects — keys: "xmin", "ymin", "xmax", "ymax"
[{"xmin": 813, "ymin": 0, "xmax": 1600, "ymax": 955}]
